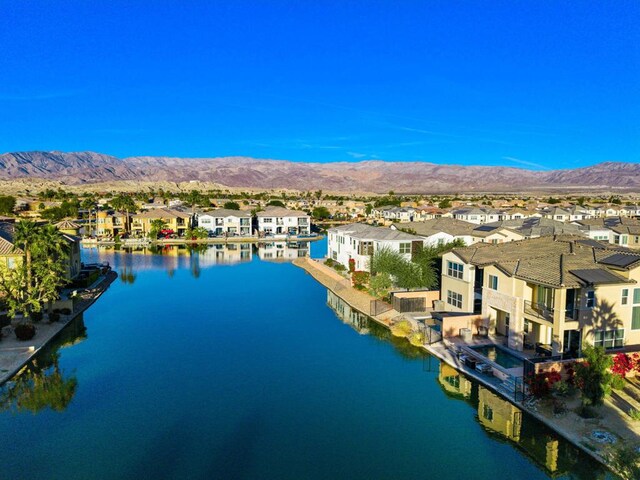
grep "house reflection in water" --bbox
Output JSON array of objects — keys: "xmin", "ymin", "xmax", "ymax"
[
  {"xmin": 436, "ymin": 363, "xmax": 575, "ymax": 477},
  {"xmin": 198, "ymin": 243, "xmax": 253, "ymax": 266},
  {"xmin": 326, "ymin": 290, "xmax": 370, "ymax": 334},
  {"xmin": 258, "ymin": 241, "xmax": 309, "ymax": 262}
]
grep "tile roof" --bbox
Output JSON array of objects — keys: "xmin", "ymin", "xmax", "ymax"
[
  {"xmin": 133, "ymin": 208, "xmax": 192, "ymax": 219},
  {"xmin": 450, "ymin": 236, "xmax": 640, "ymax": 288},
  {"xmin": 329, "ymin": 223, "xmax": 423, "ymax": 242}
]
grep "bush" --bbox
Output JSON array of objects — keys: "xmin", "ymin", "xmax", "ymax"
[
  {"xmin": 14, "ymin": 323, "xmax": 36, "ymax": 341},
  {"xmin": 351, "ymin": 271, "xmax": 370, "ymax": 289},
  {"xmin": 49, "ymin": 312, "xmax": 61, "ymax": 323},
  {"xmin": 408, "ymin": 331, "xmax": 425, "ymax": 347},
  {"xmin": 526, "ymin": 370, "xmax": 562, "ymax": 398},
  {"xmin": 552, "ymin": 380, "xmax": 571, "ymax": 397},
  {"xmin": 391, "ymin": 320, "xmax": 413, "ymax": 338},
  {"xmin": 553, "ymin": 398, "xmax": 567, "ymax": 415},
  {"xmin": 612, "ymin": 353, "xmax": 634, "ymax": 378},
  {"xmin": 30, "ymin": 311, "xmax": 43, "ymax": 323},
  {"xmin": 575, "ymin": 344, "xmax": 613, "ymax": 407},
  {"xmin": 611, "ymin": 375, "xmax": 627, "ymax": 391},
  {"xmin": 629, "ymin": 408, "xmax": 640, "ymax": 421}
]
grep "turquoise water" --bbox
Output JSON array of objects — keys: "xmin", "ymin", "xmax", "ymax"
[
  {"xmin": 0, "ymin": 239, "xmax": 613, "ymax": 479},
  {"xmin": 472, "ymin": 345, "xmax": 524, "ymax": 369}
]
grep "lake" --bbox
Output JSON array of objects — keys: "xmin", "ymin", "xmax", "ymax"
[{"xmin": 0, "ymin": 239, "xmax": 614, "ymax": 479}]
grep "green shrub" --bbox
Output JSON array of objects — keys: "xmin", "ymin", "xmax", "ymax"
[
  {"xmin": 611, "ymin": 375, "xmax": 627, "ymax": 391},
  {"xmin": 629, "ymin": 409, "xmax": 640, "ymax": 421},
  {"xmin": 14, "ymin": 323, "xmax": 36, "ymax": 341},
  {"xmin": 324, "ymin": 258, "xmax": 335, "ymax": 268},
  {"xmin": 391, "ymin": 320, "xmax": 413, "ymax": 338},
  {"xmin": 552, "ymin": 380, "xmax": 571, "ymax": 397},
  {"xmin": 408, "ymin": 331, "xmax": 425, "ymax": 347}
]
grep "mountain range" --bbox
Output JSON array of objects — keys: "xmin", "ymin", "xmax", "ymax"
[{"xmin": 0, "ymin": 151, "xmax": 638, "ymax": 193}]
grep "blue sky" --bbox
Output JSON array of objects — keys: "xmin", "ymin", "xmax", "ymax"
[{"xmin": 0, "ymin": 1, "xmax": 638, "ymax": 169}]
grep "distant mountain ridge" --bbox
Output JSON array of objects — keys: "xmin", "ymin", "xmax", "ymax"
[{"xmin": 0, "ymin": 151, "xmax": 638, "ymax": 193}]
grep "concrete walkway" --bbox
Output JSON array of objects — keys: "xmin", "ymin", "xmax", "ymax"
[{"xmin": 0, "ymin": 270, "xmax": 117, "ymax": 386}]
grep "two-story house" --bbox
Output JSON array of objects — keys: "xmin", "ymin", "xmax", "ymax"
[
  {"xmin": 441, "ymin": 236, "xmax": 640, "ymax": 356},
  {"xmin": 95, "ymin": 211, "xmax": 131, "ymax": 237},
  {"xmin": 131, "ymin": 208, "xmax": 193, "ymax": 237},
  {"xmin": 327, "ymin": 223, "xmax": 425, "ymax": 272},
  {"xmin": 255, "ymin": 207, "xmax": 311, "ymax": 236},
  {"xmin": 196, "ymin": 209, "xmax": 253, "ymax": 236}
]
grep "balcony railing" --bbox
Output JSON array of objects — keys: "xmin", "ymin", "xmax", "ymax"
[{"xmin": 524, "ymin": 300, "xmax": 554, "ymax": 322}]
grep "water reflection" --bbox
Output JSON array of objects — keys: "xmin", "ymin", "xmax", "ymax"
[
  {"xmin": 0, "ymin": 316, "xmax": 86, "ymax": 414},
  {"xmin": 326, "ymin": 289, "xmax": 611, "ymax": 479},
  {"xmin": 84, "ymin": 241, "xmax": 314, "ymax": 277}
]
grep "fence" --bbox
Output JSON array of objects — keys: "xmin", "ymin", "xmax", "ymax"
[
  {"xmin": 423, "ymin": 325, "xmax": 442, "ymax": 345},
  {"xmin": 370, "ymin": 299, "xmax": 393, "ymax": 317},
  {"xmin": 392, "ymin": 296, "xmax": 426, "ymax": 313}
]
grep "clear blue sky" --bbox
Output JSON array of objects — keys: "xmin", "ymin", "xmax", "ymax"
[{"xmin": 0, "ymin": 1, "xmax": 638, "ymax": 169}]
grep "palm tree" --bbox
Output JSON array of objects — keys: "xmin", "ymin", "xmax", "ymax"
[{"xmin": 13, "ymin": 220, "xmax": 39, "ymax": 294}]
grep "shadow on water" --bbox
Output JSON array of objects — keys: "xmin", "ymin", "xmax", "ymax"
[
  {"xmin": 0, "ymin": 315, "xmax": 86, "ymax": 414},
  {"xmin": 326, "ymin": 289, "xmax": 615, "ymax": 480}
]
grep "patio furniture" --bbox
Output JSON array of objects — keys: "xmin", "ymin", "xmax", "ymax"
[
  {"xmin": 477, "ymin": 325, "xmax": 489, "ymax": 338},
  {"xmin": 535, "ymin": 343, "xmax": 553, "ymax": 357},
  {"xmin": 463, "ymin": 356, "xmax": 477, "ymax": 369}
]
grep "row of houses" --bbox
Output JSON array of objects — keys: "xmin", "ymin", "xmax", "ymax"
[
  {"xmin": 327, "ymin": 221, "xmax": 640, "ymax": 357},
  {"xmin": 368, "ymin": 204, "xmax": 640, "ymax": 225},
  {"xmin": 94, "ymin": 207, "xmax": 312, "ymax": 238}
]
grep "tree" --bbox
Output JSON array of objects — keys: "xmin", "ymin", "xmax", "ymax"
[
  {"xmin": 0, "ymin": 222, "xmax": 68, "ymax": 319},
  {"xmin": 185, "ymin": 226, "xmax": 208, "ymax": 240},
  {"xmin": 369, "ymin": 247, "xmax": 435, "ymax": 290},
  {"xmin": 574, "ymin": 344, "xmax": 613, "ymax": 407},
  {"xmin": 0, "ymin": 195, "xmax": 16, "ymax": 215},
  {"xmin": 267, "ymin": 200, "xmax": 285, "ymax": 207},
  {"xmin": 312, "ymin": 206, "xmax": 331, "ymax": 219},
  {"xmin": 369, "ymin": 272, "xmax": 392, "ymax": 298},
  {"xmin": 149, "ymin": 219, "xmax": 168, "ymax": 239},
  {"xmin": 223, "ymin": 201, "xmax": 240, "ymax": 210},
  {"xmin": 438, "ymin": 198, "xmax": 452, "ymax": 209}
]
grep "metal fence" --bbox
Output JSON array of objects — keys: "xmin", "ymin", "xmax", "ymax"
[{"xmin": 370, "ymin": 299, "xmax": 393, "ymax": 316}]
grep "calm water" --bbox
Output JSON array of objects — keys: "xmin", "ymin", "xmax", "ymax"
[{"xmin": 0, "ymin": 239, "xmax": 614, "ymax": 479}]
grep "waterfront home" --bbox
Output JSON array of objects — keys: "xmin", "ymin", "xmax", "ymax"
[
  {"xmin": 131, "ymin": 208, "xmax": 193, "ymax": 237},
  {"xmin": 0, "ymin": 222, "xmax": 81, "ymax": 280},
  {"xmin": 196, "ymin": 209, "xmax": 253, "ymax": 236},
  {"xmin": 327, "ymin": 223, "xmax": 425, "ymax": 272},
  {"xmin": 440, "ymin": 236, "xmax": 640, "ymax": 356},
  {"xmin": 95, "ymin": 211, "xmax": 131, "ymax": 237},
  {"xmin": 255, "ymin": 207, "xmax": 311, "ymax": 236},
  {"xmin": 574, "ymin": 217, "xmax": 640, "ymax": 249}
]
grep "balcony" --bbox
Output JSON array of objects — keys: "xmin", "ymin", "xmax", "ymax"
[{"xmin": 524, "ymin": 300, "xmax": 554, "ymax": 323}]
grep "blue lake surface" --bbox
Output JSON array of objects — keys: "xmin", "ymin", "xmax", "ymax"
[{"xmin": 0, "ymin": 239, "xmax": 614, "ymax": 479}]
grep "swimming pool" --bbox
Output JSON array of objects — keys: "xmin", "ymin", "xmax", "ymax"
[{"xmin": 471, "ymin": 345, "xmax": 523, "ymax": 369}]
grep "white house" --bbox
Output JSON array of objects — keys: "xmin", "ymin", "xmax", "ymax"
[
  {"xmin": 327, "ymin": 223, "xmax": 425, "ymax": 272},
  {"xmin": 450, "ymin": 207, "xmax": 503, "ymax": 225},
  {"xmin": 197, "ymin": 209, "xmax": 253, "ymax": 236},
  {"xmin": 256, "ymin": 207, "xmax": 311, "ymax": 236}
]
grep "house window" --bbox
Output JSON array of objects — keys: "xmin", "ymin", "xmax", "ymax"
[
  {"xmin": 447, "ymin": 261, "xmax": 464, "ymax": 279},
  {"xmin": 482, "ymin": 404, "xmax": 493, "ymax": 421},
  {"xmin": 622, "ymin": 288, "xmax": 629, "ymax": 305},
  {"xmin": 447, "ymin": 290, "xmax": 463, "ymax": 309},
  {"xmin": 634, "ymin": 288, "xmax": 640, "ymax": 304},
  {"xmin": 586, "ymin": 291, "xmax": 595, "ymax": 308},
  {"xmin": 632, "ymin": 307, "xmax": 640, "ymax": 330},
  {"xmin": 444, "ymin": 375, "xmax": 460, "ymax": 389},
  {"xmin": 594, "ymin": 329, "xmax": 624, "ymax": 349},
  {"xmin": 399, "ymin": 242, "xmax": 411, "ymax": 254},
  {"xmin": 488, "ymin": 275, "xmax": 498, "ymax": 290},
  {"xmin": 263, "ymin": 218, "xmax": 273, "ymax": 223}
]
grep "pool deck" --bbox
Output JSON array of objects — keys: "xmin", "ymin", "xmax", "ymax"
[
  {"xmin": 0, "ymin": 270, "xmax": 117, "ymax": 386},
  {"xmin": 294, "ymin": 257, "xmax": 640, "ymax": 474}
]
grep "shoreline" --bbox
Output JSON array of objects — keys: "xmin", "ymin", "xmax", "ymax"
[
  {"xmin": 0, "ymin": 270, "xmax": 117, "ymax": 387},
  {"xmin": 292, "ymin": 256, "xmax": 623, "ymax": 472}
]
